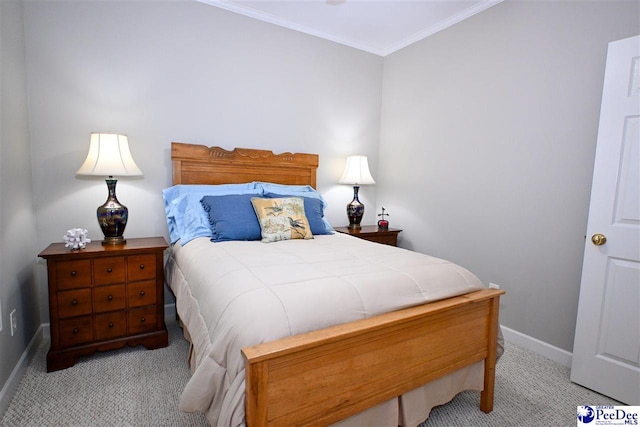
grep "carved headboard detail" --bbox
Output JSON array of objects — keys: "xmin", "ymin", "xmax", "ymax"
[{"xmin": 171, "ymin": 142, "xmax": 319, "ymax": 188}]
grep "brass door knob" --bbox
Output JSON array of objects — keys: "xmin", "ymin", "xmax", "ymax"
[{"xmin": 591, "ymin": 233, "xmax": 607, "ymax": 246}]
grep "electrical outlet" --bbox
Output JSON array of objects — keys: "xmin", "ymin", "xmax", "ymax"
[
  {"xmin": 489, "ymin": 282, "xmax": 500, "ymax": 289},
  {"xmin": 10, "ymin": 309, "xmax": 17, "ymax": 336}
]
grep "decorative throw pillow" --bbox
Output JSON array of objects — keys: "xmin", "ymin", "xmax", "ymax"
[
  {"xmin": 200, "ymin": 194, "xmax": 263, "ymax": 242},
  {"xmin": 251, "ymin": 197, "xmax": 313, "ymax": 242},
  {"xmin": 263, "ymin": 192, "xmax": 334, "ymax": 235}
]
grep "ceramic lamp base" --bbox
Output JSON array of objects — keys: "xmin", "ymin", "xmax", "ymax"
[
  {"xmin": 346, "ymin": 185, "xmax": 364, "ymax": 229},
  {"xmin": 98, "ymin": 178, "xmax": 128, "ymax": 245}
]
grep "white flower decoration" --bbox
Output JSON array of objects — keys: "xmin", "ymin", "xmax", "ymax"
[{"xmin": 64, "ymin": 228, "xmax": 91, "ymax": 250}]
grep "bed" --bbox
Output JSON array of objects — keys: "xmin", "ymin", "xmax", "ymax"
[{"xmin": 165, "ymin": 142, "xmax": 505, "ymax": 426}]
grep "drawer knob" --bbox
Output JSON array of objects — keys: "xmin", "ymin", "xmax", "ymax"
[
  {"xmin": 140, "ymin": 317, "xmax": 146, "ymax": 323},
  {"xmin": 72, "ymin": 299, "xmax": 78, "ymax": 305},
  {"xmin": 139, "ymin": 291, "xmax": 145, "ymax": 296},
  {"xmin": 139, "ymin": 264, "xmax": 145, "ymax": 270},
  {"xmin": 107, "ymin": 295, "xmax": 113, "ymax": 301},
  {"xmin": 107, "ymin": 267, "xmax": 113, "ymax": 273},
  {"xmin": 70, "ymin": 271, "xmax": 77, "ymax": 277},
  {"xmin": 73, "ymin": 328, "xmax": 79, "ymax": 334},
  {"xmin": 108, "ymin": 322, "xmax": 114, "ymax": 328}
]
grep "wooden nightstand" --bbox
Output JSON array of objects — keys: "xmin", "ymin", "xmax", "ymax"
[
  {"xmin": 38, "ymin": 237, "xmax": 169, "ymax": 372},
  {"xmin": 334, "ymin": 225, "xmax": 402, "ymax": 247}
]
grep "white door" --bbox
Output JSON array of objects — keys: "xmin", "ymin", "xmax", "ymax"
[{"xmin": 571, "ymin": 35, "xmax": 640, "ymax": 405}]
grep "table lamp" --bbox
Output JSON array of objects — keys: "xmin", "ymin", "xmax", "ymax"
[
  {"xmin": 338, "ymin": 155, "xmax": 375, "ymax": 229},
  {"xmin": 76, "ymin": 133, "xmax": 143, "ymax": 245}
]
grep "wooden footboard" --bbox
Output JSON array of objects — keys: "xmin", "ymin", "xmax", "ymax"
[{"xmin": 242, "ymin": 288, "xmax": 504, "ymax": 426}]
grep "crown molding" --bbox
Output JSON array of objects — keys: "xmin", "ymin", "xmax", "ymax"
[
  {"xmin": 197, "ymin": 0, "xmax": 503, "ymax": 57},
  {"xmin": 382, "ymin": 0, "xmax": 503, "ymax": 56}
]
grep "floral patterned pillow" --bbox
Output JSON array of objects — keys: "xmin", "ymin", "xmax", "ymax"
[{"xmin": 251, "ymin": 197, "xmax": 313, "ymax": 242}]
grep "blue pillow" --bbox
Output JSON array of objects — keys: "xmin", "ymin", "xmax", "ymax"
[
  {"xmin": 200, "ymin": 194, "xmax": 262, "ymax": 242},
  {"xmin": 256, "ymin": 182, "xmax": 316, "ymax": 195},
  {"xmin": 162, "ymin": 183, "xmax": 259, "ymax": 244},
  {"xmin": 170, "ymin": 193, "xmax": 252, "ymax": 245},
  {"xmin": 163, "ymin": 183, "xmax": 257, "ymax": 205},
  {"xmin": 264, "ymin": 192, "xmax": 334, "ymax": 235}
]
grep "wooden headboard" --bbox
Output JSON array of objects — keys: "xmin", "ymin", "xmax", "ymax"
[{"xmin": 171, "ymin": 142, "xmax": 319, "ymax": 188}]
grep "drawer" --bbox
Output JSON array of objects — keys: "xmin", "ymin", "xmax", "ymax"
[
  {"xmin": 127, "ymin": 254, "xmax": 156, "ymax": 282},
  {"xmin": 95, "ymin": 311, "xmax": 127, "ymax": 340},
  {"xmin": 94, "ymin": 284, "xmax": 126, "ymax": 313},
  {"xmin": 129, "ymin": 306, "xmax": 157, "ymax": 334},
  {"xmin": 59, "ymin": 316, "xmax": 93, "ymax": 347},
  {"xmin": 94, "ymin": 257, "xmax": 125, "ymax": 285},
  {"xmin": 57, "ymin": 288, "xmax": 92, "ymax": 318},
  {"xmin": 127, "ymin": 280, "xmax": 156, "ymax": 308},
  {"xmin": 56, "ymin": 260, "xmax": 91, "ymax": 290}
]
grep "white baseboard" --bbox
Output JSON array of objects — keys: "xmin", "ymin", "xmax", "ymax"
[
  {"xmin": 501, "ymin": 325, "xmax": 573, "ymax": 367},
  {"xmin": 0, "ymin": 324, "xmax": 46, "ymax": 416}
]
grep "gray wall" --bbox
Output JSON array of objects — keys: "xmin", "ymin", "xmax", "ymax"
[
  {"xmin": 0, "ymin": 0, "xmax": 40, "ymax": 405},
  {"xmin": 22, "ymin": 0, "xmax": 383, "ymax": 322},
  {"xmin": 378, "ymin": 0, "xmax": 639, "ymax": 352}
]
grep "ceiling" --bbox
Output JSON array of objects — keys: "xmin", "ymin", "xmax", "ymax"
[{"xmin": 197, "ymin": 0, "xmax": 503, "ymax": 56}]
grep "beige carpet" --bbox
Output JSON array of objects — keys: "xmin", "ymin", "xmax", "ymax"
[{"xmin": 0, "ymin": 320, "xmax": 621, "ymax": 426}]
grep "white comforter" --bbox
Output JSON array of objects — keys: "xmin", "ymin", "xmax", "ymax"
[{"xmin": 166, "ymin": 233, "xmax": 486, "ymax": 426}]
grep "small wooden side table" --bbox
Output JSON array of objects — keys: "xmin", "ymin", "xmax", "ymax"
[
  {"xmin": 334, "ymin": 225, "xmax": 402, "ymax": 247},
  {"xmin": 38, "ymin": 237, "xmax": 169, "ymax": 371}
]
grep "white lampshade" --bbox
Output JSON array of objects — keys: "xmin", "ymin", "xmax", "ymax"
[
  {"xmin": 76, "ymin": 133, "xmax": 143, "ymax": 177},
  {"xmin": 338, "ymin": 155, "xmax": 375, "ymax": 185}
]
